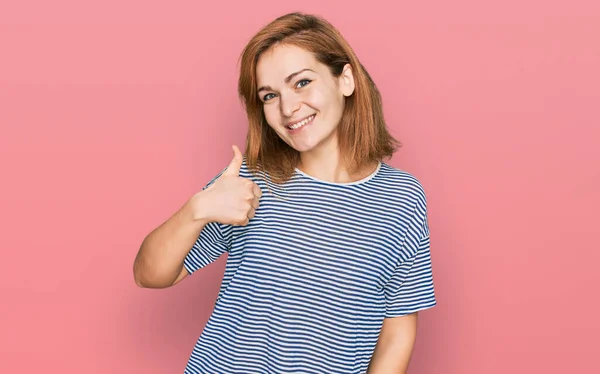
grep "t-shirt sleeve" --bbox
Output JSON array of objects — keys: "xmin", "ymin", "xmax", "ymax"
[
  {"xmin": 183, "ymin": 167, "xmax": 231, "ymax": 275},
  {"xmin": 384, "ymin": 191, "xmax": 437, "ymax": 318}
]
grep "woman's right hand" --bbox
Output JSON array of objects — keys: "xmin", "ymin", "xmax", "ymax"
[{"xmin": 191, "ymin": 145, "xmax": 263, "ymax": 226}]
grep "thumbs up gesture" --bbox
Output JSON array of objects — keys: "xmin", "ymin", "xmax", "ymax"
[{"xmin": 194, "ymin": 145, "xmax": 263, "ymax": 226}]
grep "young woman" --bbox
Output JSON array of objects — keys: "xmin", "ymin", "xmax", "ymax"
[{"xmin": 134, "ymin": 12, "xmax": 437, "ymax": 374}]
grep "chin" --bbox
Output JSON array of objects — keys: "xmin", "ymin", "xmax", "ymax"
[{"xmin": 288, "ymin": 142, "xmax": 317, "ymax": 153}]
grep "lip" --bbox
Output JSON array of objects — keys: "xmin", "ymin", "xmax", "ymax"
[{"xmin": 285, "ymin": 114, "xmax": 316, "ymax": 129}]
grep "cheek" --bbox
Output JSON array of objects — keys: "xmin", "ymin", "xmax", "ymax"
[
  {"xmin": 263, "ymin": 107, "xmax": 281, "ymax": 131},
  {"xmin": 300, "ymin": 91, "xmax": 324, "ymax": 113},
  {"xmin": 262, "ymin": 105, "xmax": 274, "ymax": 122},
  {"xmin": 306, "ymin": 86, "xmax": 338, "ymax": 113},
  {"xmin": 328, "ymin": 88, "xmax": 346, "ymax": 116}
]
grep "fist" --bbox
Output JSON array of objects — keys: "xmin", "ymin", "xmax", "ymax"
[{"xmin": 195, "ymin": 145, "xmax": 262, "ymax": 226}]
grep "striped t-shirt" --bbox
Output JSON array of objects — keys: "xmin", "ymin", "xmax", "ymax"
[{"xmin": 183, "ymin": 158, "xmax": 437, "ymax": 374}]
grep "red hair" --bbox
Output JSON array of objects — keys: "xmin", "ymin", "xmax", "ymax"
[{"xmin": 237, "ymin": 12, "xmax": 401, "ymax": 183}]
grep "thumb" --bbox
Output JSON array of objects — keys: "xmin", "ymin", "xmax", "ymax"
[{"xmin": 222, "ymin": 145, "xmax": 243, "ymax": 177}]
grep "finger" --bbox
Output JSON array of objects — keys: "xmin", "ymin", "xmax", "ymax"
[
  {"xmin": 247, "ymin": 207, "xmax": 255, "ymax": 219},
  {"xmin": 252, "ymin": 197, "xmax": 259, "ymax": 209},
  {"xmin": 222, "ymin": 145, "xmax": 243, "ymax": 177},
  {"xmin": 253, "ymin": 183, "xmax": 263, "ymax": 198}
]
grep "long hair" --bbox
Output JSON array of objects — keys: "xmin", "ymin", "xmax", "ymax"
[{"xmin": 238, "ymin": 12, "xmax": 401, "ymax": 184}]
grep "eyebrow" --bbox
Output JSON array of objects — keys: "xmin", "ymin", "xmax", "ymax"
[{"xmin": 257, "ymin": 68, "xmax": 315, "ymax": 93}]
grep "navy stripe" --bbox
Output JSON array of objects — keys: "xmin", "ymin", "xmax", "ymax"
[{"xmin": 183, "ymin": 159, "xmax": 436, "ymax": 373}]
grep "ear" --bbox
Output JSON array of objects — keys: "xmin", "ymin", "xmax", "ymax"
[{"xmin": 339, "ymin": 63, "xmax": 355, "ymax": 97}]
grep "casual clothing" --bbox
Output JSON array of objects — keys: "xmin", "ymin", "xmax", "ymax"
[{"xmin": 183, "ymin": 159, "xmax": 436, "ymax": 374}]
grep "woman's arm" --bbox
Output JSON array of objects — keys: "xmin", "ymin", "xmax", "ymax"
[
  {"xmin": 366, "ymin": 312, "xmax": 419, "ymax": 374},
  {"xmin": 133, "ymin": 192, "xmax": 209, "ymax": 289}
]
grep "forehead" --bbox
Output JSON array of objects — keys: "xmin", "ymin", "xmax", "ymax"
[{"xmin": 256, "ymin": 44, "xmax": 320, "ymax": 84}]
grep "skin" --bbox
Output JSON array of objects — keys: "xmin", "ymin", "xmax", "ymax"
[
  {"xmin": 256, "ymin": 43, "xmax": 379, "ymax": 183},
  {"xmin": 256, "ymin": 44, "xmax": 418, "ymax": 373},
  {"xmin": 366, "ymin": 312, "xmax": 419, "ymax": 374}
]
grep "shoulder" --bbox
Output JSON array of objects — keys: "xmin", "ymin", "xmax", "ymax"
[
  {"xmin": 240, "ymin": 155, "xmax": 251, "ymax": 175},
  {"xmin": 377, "ymin": 163, "xmax": 429, "ymax": 240},
  {"xmin": 377, "ymin": 162, "xmax": 427, "ymax": 205},
  {"xmin": 239, "ymin": 156, "xmax": 262, "ymax": 181}
]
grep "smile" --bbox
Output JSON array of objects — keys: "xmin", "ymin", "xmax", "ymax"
[{"xmin": 286, "ymin": 114, "xmax": 315, "ymax": 131}]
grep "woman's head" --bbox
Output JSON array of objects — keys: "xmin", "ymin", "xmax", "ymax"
[
  {"xmin": 238, "ymin": 12, "xmax": 400, "ymax": 183},
  {"xmin": 256, "ymin": 43, "xmax": 355, "ymax": 159}
]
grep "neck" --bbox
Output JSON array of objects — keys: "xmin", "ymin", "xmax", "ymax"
[{"xmin": 297, "ymin": 144, "xmax": 378, "ymax": 184}]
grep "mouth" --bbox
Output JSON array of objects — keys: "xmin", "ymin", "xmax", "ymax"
[{"xmin": 286, "ymin": 114, "xmax": 315, "ymax": 131}]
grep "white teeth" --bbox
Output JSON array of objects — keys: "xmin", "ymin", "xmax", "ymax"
[{"xmin": 288, "ymin": 115, "xmax": 314, "ymax": 130}]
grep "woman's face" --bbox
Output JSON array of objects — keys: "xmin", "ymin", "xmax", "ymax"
[{"xmin": 256, "ymin": 44, "xmax": 354, "ymax": 155}]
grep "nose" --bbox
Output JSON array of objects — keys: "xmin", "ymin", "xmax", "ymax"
[{"xmin": 280, "ymin": 92, "xmax": 301, "ymax": 118}]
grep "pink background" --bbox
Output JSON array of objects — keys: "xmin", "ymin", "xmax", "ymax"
[{"xmin": 1, "ymin": 1, "xmax": 598, "ymax": 373}]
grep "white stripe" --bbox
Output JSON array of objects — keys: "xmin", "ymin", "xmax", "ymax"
[{"xmin": 183, "ymin": 161, "xmax": 436, "ymax": 373}]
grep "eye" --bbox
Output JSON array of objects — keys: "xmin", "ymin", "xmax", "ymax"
[
  {"xmin": 262, "ymin": 93, "xmax": 276, "ymax": 102},
  {"xmin": 296, "ymin": 79, "xmax": 311, "ymax": 88},
  {"xmin": 261, "ymin": 79, "xmax": 311, "ymax": 102}
]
